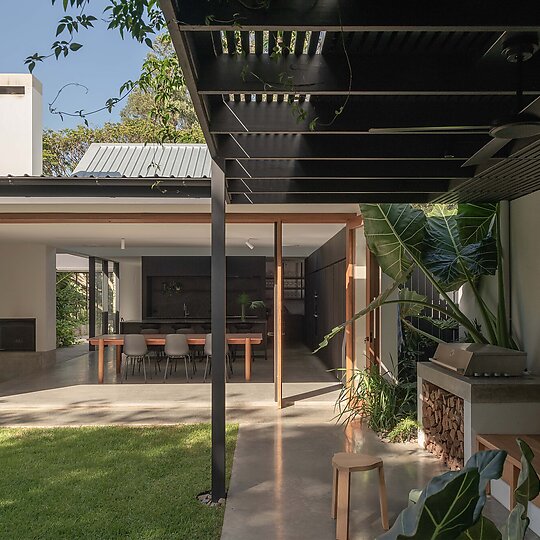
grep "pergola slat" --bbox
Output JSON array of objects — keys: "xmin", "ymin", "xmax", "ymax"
[
  {"xmin": 208, "ymin": 99, "xmax": 523, "ymax": 134},
  {"xmin": 171, "ymin": 0, "xmax": 540, "ymax": 31},
  {"xmin": 227, "ymin": 178, "xmax": 449, "ymax": 193},
  {"xmin": 217, "ymin": 134, "xmax": 489, "ymax": 160},
  {"xmin": 196, "ymin": 53, "xmax": 540, "ymax": 95},
  {"xmin": 225, "ymin": 160, "xmax": 469, "ymax": 179}
]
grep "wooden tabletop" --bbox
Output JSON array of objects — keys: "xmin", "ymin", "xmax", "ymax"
[{"xmin": 88, "ymin": 333, "xmax": 263, "ymax": 346}]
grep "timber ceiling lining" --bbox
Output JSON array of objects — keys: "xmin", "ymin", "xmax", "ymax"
[{"xmin": 165, "ymin": 0, "xmax": 540, "ymax": 204}]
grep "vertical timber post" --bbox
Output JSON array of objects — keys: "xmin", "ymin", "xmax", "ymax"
[
  {"xmin": 345, "ymin": 226, "xmax": 355, "ymax": 387},
  {"xmin": 274, "ymin": 220, "xmax": 283, "ymax": 408},
  {"xmin": 211, "ymin": 161, "xmax": 226, "ymax": 501}
]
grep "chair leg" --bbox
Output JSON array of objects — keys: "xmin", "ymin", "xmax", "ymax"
[
  {"xmin": 184, "ymin": 357, "xmax": 189, "ymax": 382},
  {"xmin": 142, "ymin": 356, "xmax": 147, "ymax": 383},
  {"xmin": 336, "ymin": 469, "xmax": 350, "ymax": 540},
  {"xmin": 331, "ymin": 465, "xmax": 338, "ymax": 519},
  {"xmin": 163, "ymin": 356, "xmax": 170, "ymax": 381},
  {"xmin": 378, "ymin": 465, "xmax": 389, "ymax": 531}
]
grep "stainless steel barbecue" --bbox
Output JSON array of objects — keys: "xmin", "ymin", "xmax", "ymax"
[{"xmin": 430, "ymin": 343, "xmax": 527, "ymax": 377}]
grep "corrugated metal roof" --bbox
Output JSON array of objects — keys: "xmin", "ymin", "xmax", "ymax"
[{"xmin": 73, "ymin": 143, "xmax": 212, "ymax": 178}]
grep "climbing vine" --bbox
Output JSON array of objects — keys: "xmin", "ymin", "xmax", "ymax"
[{"xmin": 27, "ymin": 0, "xmax": 352, "ymax": 133}]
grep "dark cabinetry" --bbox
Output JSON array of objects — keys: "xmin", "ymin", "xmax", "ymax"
[
  {"xmin": 305, "ymin": 228, "xmax": 346, "ymax": 371},
  {"xmin": 142, "ymin": 256, "xmax": 266, "ymax": 319}
]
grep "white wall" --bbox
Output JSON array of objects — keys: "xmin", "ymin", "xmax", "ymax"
[
  {"xmin": 354, "ymin": 229, "xmax": 367, "ymax": 366},
  {"xmin": 380, "ymin": 272, "xmax": 399, "ymax": 378},
  {"xmin": 0, "ymin": 74, "xmax": 42, "ymax": 176},
  {"xmin": 508, "ymin": 191, "xmax": 540, "ymax": 373},
  {"xmin": 0, "ymin": 242, "xmax": 56, "ymax": 351},
  {"xmin": 458, "ymin": 197, "xmax": 540, "ymax": 372},
  {"xmin": 119, "ymin": 257, "xmax": 142, "ymax": 321}
]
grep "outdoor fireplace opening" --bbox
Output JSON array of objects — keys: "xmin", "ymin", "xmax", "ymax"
[{"xmin": 0, "ymin": 319, "xmax": 36, "ymax": 352}]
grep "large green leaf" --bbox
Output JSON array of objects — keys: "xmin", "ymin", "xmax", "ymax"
[
  {"xmin": 422, "ymin": 213, "xmax": 497, "ymax": 292},
  {"xmin": 378, "ymin": 450, "xmax": 506, "ymax": 540},
  {"xmin": 501, "ymin": 504, "xmax": 530, "ymax": 540},
  {"xmin": 456, "ymin": 204, "xmax": 498, "ymax": 245},
  {"xmin": 360, "ymin": 204, "xmax": 425, "ymax": 282},
  {"xmin": 459, "ymin": 517, "xmax": 502, "ymax": 539},
  {"xmin": 378, "ymin": 469, "xmax": 480, "ymax": 540},
  {"xmin": 464, "ymin": 449, "xmax": 507, "ymax": 520},
  {"xmin": 515, "ymin": 439, "xmax": 540, "ymax": 509},
  {"xmin": 398, "ymin": 288, "xmax": 427, "ymax": 318},
  {"xmin": 500, "ymin": 439, "xmax": 540, "ymax": 540}
]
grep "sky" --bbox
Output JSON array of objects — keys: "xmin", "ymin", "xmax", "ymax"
[{"xmin": 0, "ymin": 0, "xmax": 149, "ymax": 130}]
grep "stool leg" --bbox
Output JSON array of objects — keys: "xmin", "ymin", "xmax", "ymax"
[
  {"xmin": 336, "ymin": 469, "xmax": 350, "ymax": 540},
  {"xmin": 378, "ymin": 465, "xmax": 389, "ymax": 531},
  {"xmin": 332, "ymin": 465, "xmax": 338, "ymax": 519}
]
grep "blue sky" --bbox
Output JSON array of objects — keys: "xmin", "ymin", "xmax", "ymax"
[{"xmin": 0, "ymin": 0, "xmax": 149, "ymax": 130}]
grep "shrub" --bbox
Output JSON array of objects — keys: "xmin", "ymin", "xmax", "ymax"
[{"xmin": 335, "ymin": 362, "xmax": 417, "ymax": 437}]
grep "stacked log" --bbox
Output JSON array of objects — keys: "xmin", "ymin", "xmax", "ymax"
[{"xmin": 422, "ymin": 381, "xmax": 464, "ymax": 470}]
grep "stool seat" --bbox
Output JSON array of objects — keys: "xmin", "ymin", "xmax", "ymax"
[
  {"xmin": 332, "ymin": 452, "xmax": 383, "ymax": 471},
  {"xmin": 332, "ymin": 452, "xmax": 389, "ymax": 538}
]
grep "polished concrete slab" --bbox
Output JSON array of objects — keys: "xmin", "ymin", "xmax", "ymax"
[
  {"xmin": 0, "ymin": 344, "xmax": 532, "ymax": 539},
  {"xmin": 221, "ymin": 420, "xmax": 540, "ymax": 540},
  {"xmin": 0, "ymin": 344, "xmax": 341, "ymax": 425}
]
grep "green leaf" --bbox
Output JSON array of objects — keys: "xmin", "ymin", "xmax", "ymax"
[
  {"xmin": 398, "ymin": 288, "xmax": 427, "ymax": 318},
  {"xmin": 501, "ymin": 503, "xmax": 530, "ymax": 540},
  {"xmin": 515, "ymin": 439, "xmax": 540, "ymax": 509},
  {"xmin": 459, "ymin": 516, "xmax": 502, "ymax": 539},
  {"xmin": 464, "ymin": 449, "xmax": 507, "ymax": 520},
  {"xmin": 422, "ymin": 213, "xmax": 497, "ymax": 292},
  {"xmin": 456, "ymin": 203, "xmax": 497, "ymax": 246},
  {"xmin": 69, "ymin": 43, "xmax": 83, "ymax": 51},
  {"xmin": 56, "ymin": 23, "xmax": 66, "ymax": 36},
  {"xmin": 378, "ymin": 469, "xmax": 481, "ymax": 540},
  {"xmin": 360, "ymin": 204, "xmax": 425, "ymax": 282}
]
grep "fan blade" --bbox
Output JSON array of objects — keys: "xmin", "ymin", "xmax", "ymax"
[
  {"xmin": 369, "ymin": 126, "xmax": 491, "ymax": 134},
  {"xmin": 462, "ymin": 137, "xmax": 510, "ymax": 167},
  {"xmin": 520, "ymin": 95, "xmax": 540, "ymax": 117}
]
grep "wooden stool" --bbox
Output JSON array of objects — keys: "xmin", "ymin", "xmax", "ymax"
[{"xmin": 331, "ymin": 452, "xmax": 389, "ymax": 539}]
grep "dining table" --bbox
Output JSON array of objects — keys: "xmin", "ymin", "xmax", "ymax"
[{"xmin": 88, "ymin": 333, "xmax": 263, "ymax": 384}]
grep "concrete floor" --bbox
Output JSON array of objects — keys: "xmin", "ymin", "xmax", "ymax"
[
  {"xmin": 222, "ymin": 419, "xmax": 539, "ymax": 540},
  {"xmin": 0, "ymin": 344, "xmax": 533, "ymax": 539},
  {"xmin": 0, "ymin": 343, "xmax": 341, "ymax": 425}
]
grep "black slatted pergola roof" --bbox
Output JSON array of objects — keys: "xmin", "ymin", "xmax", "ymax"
[{"xmin": 160, "ymin": 0, "xmax": 540, "ymax": 204}]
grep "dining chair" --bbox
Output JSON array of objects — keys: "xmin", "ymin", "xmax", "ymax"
[
  {"xmin": 163, "ymin": 334, "xmax": 194, "ymax": 382},
  {"xmin": 140, "ymin": 328, "xmax": 163, "ymax": 372},
  {"xmin": 123, "ymin": 334, "xmax": 151, "ymax": 383},
  {"xmin": 203, "ymin": 333, "xmax": 233, "ymax": 382}
]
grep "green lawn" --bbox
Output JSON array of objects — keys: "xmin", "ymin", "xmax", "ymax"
[{"xmin": 0, "ymin": 424, "xmax": 238, "ymax": 540}]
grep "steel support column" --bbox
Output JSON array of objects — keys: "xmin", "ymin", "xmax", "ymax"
[
  {"xmin": 211, "ymin": 161, "xmax": 227, "ymax": 501},
  {"xmin": 274, "ymin": 220, "xmax": 283, "ymax": 408}
]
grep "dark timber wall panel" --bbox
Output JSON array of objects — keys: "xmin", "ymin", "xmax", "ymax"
[{"xmin": 305, "ymin": 228, "xmax": 346, "ymax": 372}]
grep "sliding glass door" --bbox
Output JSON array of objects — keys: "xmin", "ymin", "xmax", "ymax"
[{"xmin": 89, "ymin": 258, "xmax": 120, "ymax": 348}]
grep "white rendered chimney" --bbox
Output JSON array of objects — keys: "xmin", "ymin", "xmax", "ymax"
[{"xmin": 0, "ymin": 74, "xmax": 43, "ymax": 176}]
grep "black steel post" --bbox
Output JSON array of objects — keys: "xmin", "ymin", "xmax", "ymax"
[{"xmin": 211, "ymin": 161, "xmax": 226, "ymax": 501}]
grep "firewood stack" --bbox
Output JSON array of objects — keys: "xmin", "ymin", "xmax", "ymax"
[{"xmin": 422, "ymin": 381, "xmax": 465, "ymax": 470}]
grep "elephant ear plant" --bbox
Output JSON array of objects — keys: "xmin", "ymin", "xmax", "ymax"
[
  {"xmin": 377, "ymin": 439, "xmax": 539, "ymax": 540},
  {"xmin": 318, "ymin": 202, "xmax": 519, "ymax": 352}
]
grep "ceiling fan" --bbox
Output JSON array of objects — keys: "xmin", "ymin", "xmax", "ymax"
[{"xmin": 369, "ymin": 39, "xmax": 540, "ymax": 167}]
